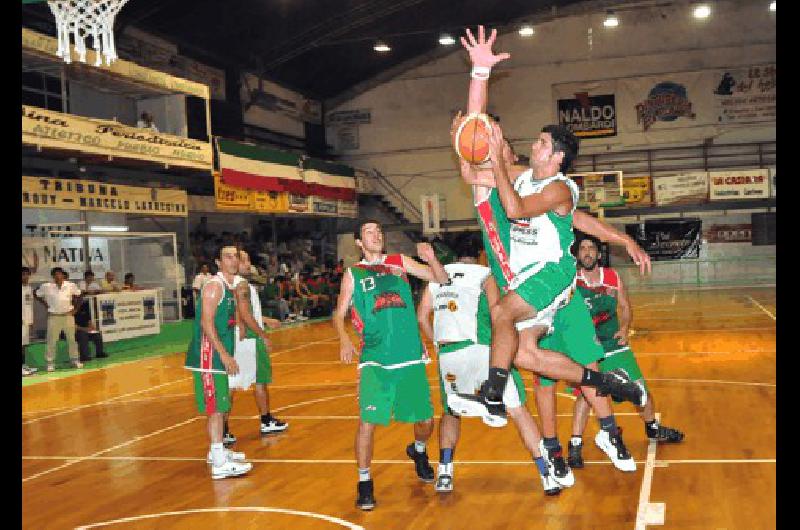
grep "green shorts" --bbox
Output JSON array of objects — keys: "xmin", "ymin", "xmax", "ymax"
[
  {"xmin": 437, "ymin": 341, "xmax": 526, "ymax": 413},
  {"xmin": 512, "ymin": 262, "xmax": 576, "ymax": 332},
  {"xmin": 535, "ymin": 293, "xmax": 605, "ymax": 387},
  {"xmin": 359, "ymin": 363, "xmax": 433, "ymax": 426},
  {"xmin": 564, "ymin": 344, "xmax": 647, "ymax": 399},
  {"xmin": 256, "ymin": 335, "xmax": 272, "ymax": 384},
  {"xmin": 193, "ymin": 371, "xmax": 232, "ymax": 414}
]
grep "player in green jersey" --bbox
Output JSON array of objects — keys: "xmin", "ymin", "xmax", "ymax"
[
  {"xmin": 334, "ymin": 219, "xmax": 449, "ymax": 511},
  {"xmin": 567, "ymin": 236, "xmax": 684, "ymax": 469},
  {"xmin": 184, "ymin": 244, "xmax": 252, "ymax": 480}
]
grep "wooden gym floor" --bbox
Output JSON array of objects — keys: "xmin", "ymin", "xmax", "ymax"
[{"xmin": 22, "ymin": 286, "xmax": 776, "ymax": 529}]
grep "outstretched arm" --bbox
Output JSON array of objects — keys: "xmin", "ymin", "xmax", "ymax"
[
  {"xmin": 402, "ymin": 242, "xmax": 448, "ymax": 284},
  {"xmin": 613, "ymin": 275, "xmax": 633, "ymax": 345},
  {"xmin": 572, "ymin": 210, "xmax": 652, "ymax": 275},
  {"xmin": 462, "ymin": 26, "xmax": 510, "ymax": 114},
  {"xmin": 334, "ymin": 270, "xmax": 357, "ymax": 364},
  {"xmin": 416, "ymin": 286, "xmax": 436, "ymax": 344}
]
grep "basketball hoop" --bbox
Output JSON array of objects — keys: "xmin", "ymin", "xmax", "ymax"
[{"xmin": 47, "ymin": 0, "xmax": 129, "ymax": 66}]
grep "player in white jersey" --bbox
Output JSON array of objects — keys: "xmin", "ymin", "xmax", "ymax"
[
  {"xmin": 221, "ymin": 249, "xmax": 287, "ymax": 449},
  {"xmin": 417, "ymin": 237, "xmax": 561, "ymax": 495}
]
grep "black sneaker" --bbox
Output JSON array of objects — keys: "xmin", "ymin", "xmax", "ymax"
[
  {"xmin": 405, "ymin": 443, "xmax": 434, "ymax": 483},
  {"xmin": 222, "ymin": 431, "xmax": 237, "ymax": 446},
  {"xmin": 447, "ymin": 381, "xmax": 507, "ymax": 428},
  {"xmin": 356, "ymin": 479, "xmax": 376, "ymax": 511},
  {"xmin": 568, "ymin": 439, "xmax": 584, "ymax": 469},
  {"xmin": 646, "ymin": 423, "xmax": 685, "ymax": 443},
  {"xmin": 596, "ymin": 369, "xmax": 648, "ymax": 407},
  {"xmin": 261, "ymin": 415, "xmax": 289, "ymax": 434}
]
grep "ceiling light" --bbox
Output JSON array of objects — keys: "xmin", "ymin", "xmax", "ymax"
[
  {"xmin": 769, "ymin": 1, "xmax": 776, "ymax": 12},
  {"xmin": 603, "ymin": 11, "xmax": 619, "ymax": 27},
  {"xmin": 693, "ymin": 4, "xmax": 711, "ymax": 19},
  {"xmin": 518, "ymin": 25, "xmax": 535, "ymax": 37},
  {"xmin": 373, "ymin": 41, "xmax": 390, "ymax": 52},
  {"xmin": 439, "ymin": 34, "xmax": 455, "ymax": 45},
  {"xmin": 90, "ymin": 225, "xmax": 129, "ymax": 232}
]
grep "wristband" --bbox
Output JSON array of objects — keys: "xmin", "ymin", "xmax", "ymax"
[{"xmin": 470, "ymin": 65, "xmax": 491, "ymax": 80}]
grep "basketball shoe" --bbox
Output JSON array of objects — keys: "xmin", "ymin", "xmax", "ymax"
[
  {"xmin": 435, "ymin": 463, "xmax": 454, "ymax": 492},
  {"xmin": 211, "ymin": 459, "xmax": 252, "ymax": 479},
  {"xmin": 646, "ymin": 422, "xmax": 685, "ymax": 443},
  {"xmin": 260, "ymin": 414, "xmax": 288, "ymax": 434},
  {"xmin": 567, "ymin": 438, "xmax": 584, "ymax": 469},
  {"xmin": 206, "ymin": 448, "xmax": 246, "ymax": 464},
  {"xmin": 447, "ymin": 380, "xmax": 507, "ymax": 428},
  {"xmin": 406, "ymin": 443, "xmax": 434, "ymax": 483},
  {"xmin": 538, "ymin": 440, "xmax": 575, "ymax": 487},
  {"xmin": 356, "ymin": 480, "xmax": 376, "ymax": 510},
  {"xmin": 595, "ymin": 428, "xmax": 636, "ymax": 472},
  {"xmin": 540, "ymin": 473, "xmax": 562, "ymax": 496}
]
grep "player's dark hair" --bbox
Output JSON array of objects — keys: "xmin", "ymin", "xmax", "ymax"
[
  {"xmin": 542, "ymin": 124, "xmax": 579, "ymax": 174},
  {"xmin": 51, "ymin": 267, "xmax": 66, "ymax": 277},
  {"xmin": 573, "ymin": 233, "xmax": 602, "ymax": 257},
  {"xmin": 22, "ymin": 266, "xmax": 31, "ymax": 274},
  {"xmin": 456, "ymin": 233, "xmax": 482, "ymax": 259},
  {"xmin": 84, "ymin": 270, "xmax": 94, "ymax": 278},
  {"xmin": 354, "ymin": 219, "xmax": 382, "ymax": 240}
]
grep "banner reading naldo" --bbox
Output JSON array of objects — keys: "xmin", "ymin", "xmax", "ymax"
[{"xmin": 557, "ymin": 93, "xmax": 617, "ymax": 138}]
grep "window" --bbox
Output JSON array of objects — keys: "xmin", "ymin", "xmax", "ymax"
[{"xmin": 22, "ymin": 69, "xmax": 65, "ymax": 112}]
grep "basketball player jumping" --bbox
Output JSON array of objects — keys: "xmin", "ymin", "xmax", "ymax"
[
  {"xmin": 417, "ymin": 236, "xmax": 562, "ymax": 496},
  {"xmin": 334, "ymin": 220, "xmax": 448, "ymax": 511}
]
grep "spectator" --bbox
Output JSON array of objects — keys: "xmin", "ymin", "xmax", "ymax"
[
  {"xmin": 279, "ymin": 276, "xmax": 307, "ymax": 321},
  {"xmin": 192, "ymin": 263, "xmax": 213, "ymax": 300},
  {"xmin": 22, "ymin": 267, "xmax": 37, "ymax": 376},
  {"xmin": 79, "ymin": 270, "xmax": 102, "ymax": 294},
  {"xmin": 101, "ymin": 271, "xmax": 122, "ymax": 292},
  {"xmin": 74, "ymin": 297, "xmax": 106, "ymax": 361},
  {"xmin": 123, "ymin": 273, "xmax": 140, "ymax": 291},
  {"xmin": 267, "ymin": 255, "xmax": 280, "ymax": 277},
  {"xmin": 261, "ymin": 275, "xmax": 290, "ymax": 321},
  {"xmin": 33, "ymin": 267, "xmax": 83, "ymax": 371},
  {"xmin": 136, "ymin": 111, "xmax": 158, "ymax": 132}
]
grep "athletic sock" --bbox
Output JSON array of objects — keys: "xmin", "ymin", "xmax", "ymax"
[
  {"xmin": 543, "ymin": 437, "xmax": 562, "ymax": 453},
  {"xmin": 210, "ymin": 443, "xmax": 226, "ymax": 467},
  {"xmin": 261, "ymin": 414, "xmax": 272, "ymax": 424},
  {"xmin": 570, "ymin": 436, "xmax": 583, "ymax": 447},
  {"xmin": 534, "ymin": 456, "xmax": 550, "ymax": 477},
  {"xmin": 414, "ymin": 440, "xmax": 427, "ymax": 454},
  {"xmin": 644, "ymin": 419, "xmax": 659, "ymax": 434},
  {"xmin": 487, "ymin": 367, "xmax": 509, "ymax": 399},
  {"xmin": 599, "ymin": 415, "xmax": 619, "ymax": 435},
  {"xmin": 358, "ymin": 467, "xmax": 371, "ymax": 482},
  {"xmin": 580, "ymin": 367, "xmax": 604, "ymax": 386},
  {"xmin": 223, "ymin": 420, "xmax": 230, "ymax": 434},
  {"xmin": 440, "ymin": 448, "xmax": 454, "ymax": 465}
]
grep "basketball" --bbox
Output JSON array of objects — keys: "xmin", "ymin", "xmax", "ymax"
[{"xmin": 454, "ymin": 112, "xmax": 493, "ymax": 165}]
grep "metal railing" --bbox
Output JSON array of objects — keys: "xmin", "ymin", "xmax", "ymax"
[{"xmin": 366, "ymin": 169, "xmax": 423, "ymax": 223}]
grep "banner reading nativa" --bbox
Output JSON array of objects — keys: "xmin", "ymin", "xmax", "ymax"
[
  {"xmin": 23, "ymin": 176, "xmax": 187, "ymax": 216},
  {"xmin": 22, "ymin": 236, "xmax": 110, "ymax": 282},
  {"xmin": 22, "ymin": 105, "xmax": 212, "ymax": 170},
  {"xmin": 95, "ymin": 289, "xmax": 161, "ymax": 342}
]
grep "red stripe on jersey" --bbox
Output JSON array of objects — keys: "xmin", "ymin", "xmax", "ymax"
[
  {"xmin": 201, "ymin": 371, "xmax": 217, "ymax": 414},
  {"xmin": 354, "ymin": 255, "xmax": 410, "ymax": 284},
  {"xmin": 476, "ymin": 199, "xmax": 515, "ymax": 288},
  {"xmin": 200, "ymin": 334, "xmax": 213, "ymax": 371},
  {"xmin": 602, "ymin": 267, "xmax": 620, "ymax": 289}
]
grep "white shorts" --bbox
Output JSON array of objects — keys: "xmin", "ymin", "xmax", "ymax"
[
  {"xmin": 515, "ymin": 282, "xmax": 575, "ymax": 332},
  {"xmin": 438, "ymin": 343, "xmax": 524, "ymax": 409},
  {"xmin": 22, "ymin": 324, "xmax": 30, "ymax": 346},
  {"xmin": 228, "ymin": 327, "xmax": 257, "ymax": 391}
]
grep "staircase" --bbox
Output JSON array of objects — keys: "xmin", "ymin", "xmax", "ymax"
[{"xmin": 357, "ymin": 169, "xmax": 424, "ymax": 243}]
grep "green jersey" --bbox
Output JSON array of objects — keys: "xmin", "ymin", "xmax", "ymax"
[
  {"xmin": 476, "ymin": 171, "xmax": 580, "ymax": 292},
  {"xmin": 185, "ymin": 273, "xmax": 237, "ymax": 373},
  {"xmin": 349, "ymin": 254, "xmax": 425, "ymax": 368},
  {"xmin": 576, "ymin": 267, "xmax": 622, "ymax": 350}
]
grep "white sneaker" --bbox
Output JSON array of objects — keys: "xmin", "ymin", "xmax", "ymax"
[
  {"xmin": 595, "ymin": 429, "xmax": 637, "ymax": 472},
  {"xmin": 22, "ymin": 365, "xmax": 37, "ymax": 376},
  {"xmin": 71, "ymin": 360, "xmax": 84, "ymax": 369},
  {"xmin": 540, "ymin": 473, "xmax": 562, "ymax": 496},
  {"xmin": 46, "ymin": 363, "xmax": 55, "ymax": 373},
  {"xmin": 538, "ymin": 440, "xmax": 575, "ymax": 487},
  {"xmin": 435, "ymin": 463, "xmax": 453, "ymax": 492},
  {"xmin": 260, "ymin": 417, "xmax": 288, "ymax": 434},
  {"xmin": 206, "ymin": 449, "xmax": 246, "ymax": 464},
  {"xmin": 211, "ymin": 459, "xmax": 252, "ymax": 479},
  {"xmin": 296, "ymin": 315, "xmax": 309, "ymax": 321}
]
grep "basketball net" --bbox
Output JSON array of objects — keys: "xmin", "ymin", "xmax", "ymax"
[{"xmin": 47, "ymin": 0, "xmax": 129, "ymax": 66}]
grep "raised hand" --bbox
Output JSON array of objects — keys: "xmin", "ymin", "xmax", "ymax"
[
  {"xmin": 487, "ymin": 121, "xmax": 507, "ymax": 166},
  {"xmin": 625, "ymin": 240, "xmax": 652, "ymax": 275},
  {"xmin": 416, "ymin": 242, "xmax": 437, "ymax": 264},
  {"xmin": 461, "ymin": 25, "xmax": 511, "ymax": 68}
]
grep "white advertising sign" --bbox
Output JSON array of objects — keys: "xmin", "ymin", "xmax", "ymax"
[
  {"xmin": 95, "ymin": 289, "xmax": 161, "ymax": 342},
  {"xmin": 653, "ymin": 172, "xmax": 708, "ymax": 206},
  {"xmin": 709, "ymin": 169, "xmax": 770, "ymax": 201},
  {"xmin": 22, "ymin": 236, "xmax": 110, "ymax": 283}
]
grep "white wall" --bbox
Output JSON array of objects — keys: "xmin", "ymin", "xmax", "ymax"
[
  {"xmin": 68, "ymin": 82, "xmax": 138, "ymax": 125},
  {"xmin": 136, "ymin": 95, "xmax": 188, "ymax": 137},
  {"xmin": 327, "ymin": 0, "xmax": 776, "ymax": 222}
]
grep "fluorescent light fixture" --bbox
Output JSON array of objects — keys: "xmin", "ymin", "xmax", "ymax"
[
  {"xmin": 518, "ymin": 25, "xmax": 535, "ymax": 37},
  {"xmin": 373, "ymin": 41, "xmax": 390, "ymax": 52},
  {"xmin": 439, "ymin": 34, "xmax": 455, "ymax": 45},
  {"xmin": 90, "ymin": 225, "xmax": 129, "ymax": 232},
  {"xmin": 603, "ymin": 11, "xmax": 619, "ymax": 27},
  {"xmin": 693, "ymin": 4, "xmax": 711, "ymax": 18},
  {"xmin": 769, "ymin": 1, "xmax": 776, "ymax": 12}
]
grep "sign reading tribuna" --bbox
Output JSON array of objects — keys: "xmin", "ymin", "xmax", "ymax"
[
  {"xmin": 22, "ymin": 105, "xmax": 213, "ymax": 171},
  {"xmin": 22, "ymin": 176, "xmax": 188, "ymax": 217}
]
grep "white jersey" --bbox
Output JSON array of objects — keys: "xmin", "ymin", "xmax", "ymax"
[
  {"xmin": 428, "ymin": 263, "xmax": 490, "ymax": 346},
  {"xmin": 233, "ymin": 276, "xmax": 263, "ymax": 330},
  {"xmin": 230, "ymin": 276, "xmax": 263, "ymax": 390},
  {"xmin": 509, "ymin": 170, "xmax": 580, "ymax": 285}
]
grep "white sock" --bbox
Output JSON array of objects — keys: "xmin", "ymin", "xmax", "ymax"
[
  {"xmin": 414, "ymin": 441, "xmax": 426, "ymax": 453},
  {"xmin": 210, "ymin": 443, "xmax": 226, "ymax": 467},
  {"xmin": 438, "ymin": 462, "xmax": 453, "ymax": 476},
  {"xmin": 358, "ymin": 467, "xmax": 371, "ymax": 482}
]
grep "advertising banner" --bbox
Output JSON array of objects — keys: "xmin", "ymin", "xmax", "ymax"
[
  {"xmin": 421, "ymin": 194, "xmax": 441, "ymax": 234},
  {"xmin": 713, "ymin": 65, "xmax": 776, "ymax": 124},
  {"xmin": 709, "ymin": 169, "xmax": 770, "ymax": 201},
  {"xmin": 22, "ymin": 236, "xmax": 110, "ymax": 282},
  {"xmin": 22, "ymin": 106, "xmax": 213, "ymax": 170},
  {"xmin": 625, "ymin": 219, "xmax": 702, "ymax": 260},
  {"xmin": 95, "ymin": 289, "xmax": 161, "ymax": 342},
  {"xmin": 22, "ymin": 176, "xmax": 188, "ymax": 216},
  {"xmin": 622, "ymin": 176, "xmax": 652, "ymax": 205},
  {"xmin": 557, "ymin": 93, "xmax": 617, "ymax": 138},
  {"xmin": 769, "ymin": 167, "xmax": 776, "ymax": 197},
  {"xmin": 704, "ymin": 224, "xmax": 752, "ymax": 243},
  {"xmin": 653, "ymin": 172, "xmax": 708, "ymax": 206},
  {"xmin": 568, "ymin": 171, "xmax": 623, "ymax": 207}
]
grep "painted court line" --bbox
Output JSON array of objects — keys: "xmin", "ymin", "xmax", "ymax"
[
  {"xmin": 640, "ymin": 327, "xmax": 774, "ymax": 334},
  {"xmin": 747, "ymin": 295, "xmax": 776, "ymax": 321},
  {"xmin": 647, "ymin": 378, "xmax": 775, "ymax": 388},
  {"xmin": 22, "ymin": 416, "xmax": 200, "ymax": 483},
  {"xmin": 75, "ymin": 507, "xmax": 363, "ymax": 530},
  {"xmin": 635, "ymin": 412, "xmax": 662, "ymax": 530}
]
